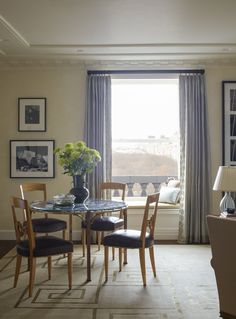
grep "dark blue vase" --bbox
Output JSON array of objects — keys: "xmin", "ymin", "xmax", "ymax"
[{"xmin": 70, "ymin": 175, "xmax": 89, "ymax": 204}]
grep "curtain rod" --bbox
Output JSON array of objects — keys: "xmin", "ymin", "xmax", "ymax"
[{"xmin": 87, "ymin": 69, "xmax": 205, "ymax": 75}]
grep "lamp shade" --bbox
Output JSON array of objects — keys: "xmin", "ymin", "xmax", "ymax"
[{"xmin": 213, "ymin": 166, "xmax": 236, "ymax": 191}]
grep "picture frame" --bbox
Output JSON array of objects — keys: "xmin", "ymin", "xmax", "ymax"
[
  {"xmin": 18, "ymin": 98, "xmax": 46, "ymax": 132},
  {"xmin": 222, "ymin": 81, "xmax": 236, "ymax": 166},
  {"xmin": 10, "ymin": 140, "xmax": 55, "ymax": 178}
]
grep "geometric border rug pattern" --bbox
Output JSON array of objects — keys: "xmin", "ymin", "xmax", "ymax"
[{"xmin": 0, "ymin": 245, "xmax": 219, "ymax": 319}]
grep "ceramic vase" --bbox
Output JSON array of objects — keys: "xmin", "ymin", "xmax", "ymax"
[{"xmin": 70, "ymin": 175, "xmax": 89, "ymax": 204}]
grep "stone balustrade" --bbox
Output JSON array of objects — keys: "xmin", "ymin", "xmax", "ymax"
[{"xmin": 112, "ymin": 175, "xmax": 177, "ymax": 197}]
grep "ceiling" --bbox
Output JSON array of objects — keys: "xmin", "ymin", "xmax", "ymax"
[{"xmin": 1, "ymin": 0, "xmax": 236, "ymax": 63}]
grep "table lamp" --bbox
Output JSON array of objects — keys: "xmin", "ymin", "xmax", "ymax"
[{"xmin": 213, "ymin": 166, "xmax": 236, "ymax": 213}]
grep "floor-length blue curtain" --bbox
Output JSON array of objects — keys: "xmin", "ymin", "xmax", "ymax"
[
  {"xmin": 84, "ymin": 74, "xmax": 112, "ymax": 198},
  {"xmin": 179, "ymin": 73, "xmax": 211, "ymax": 243}
]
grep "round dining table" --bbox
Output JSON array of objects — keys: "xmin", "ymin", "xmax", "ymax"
[{"xmin": 30, "ymin": 199, "xmax": 128, "ymax": 281}]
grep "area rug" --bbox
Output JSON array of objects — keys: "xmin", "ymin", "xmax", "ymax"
[{"xmin": 0, "ymin": 245, "xmax": 219, "ymax": 319}]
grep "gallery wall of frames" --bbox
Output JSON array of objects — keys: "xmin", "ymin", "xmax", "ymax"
[{"xmin": 10, "ymin": 97, "xmax": 55, "ymax": 178}]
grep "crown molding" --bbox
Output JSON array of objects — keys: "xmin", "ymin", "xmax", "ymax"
[
  {"xmin": 0, "ymin": 58, "xmax": 86, "ymax": 69},
  {"xmin": 1, "ymin": 57, "xmax": 236, "ymax": 69}
]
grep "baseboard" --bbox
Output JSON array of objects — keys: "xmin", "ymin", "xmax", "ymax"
[{"xmin": 155, "ymin": 227, "xmax": 179, "ymax": 240}]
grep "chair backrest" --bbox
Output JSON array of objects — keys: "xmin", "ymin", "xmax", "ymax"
[
  {"xmin": 140, "ymin": 193, "xmax": 160, "ymax": 246},
  {"xmin": 207, "ymin": 215, "xmax": 236, "ymax": 317},
  {"xmin": 11, "ymin": 197, "xmax": 35, "ymax": 253},
  {"xmin": 20, "ymin": 183, "xmax": 47, "ymax": 201},
  {"xmin": 20, "ymin": 183, "xmax": 47, "ymax": 220},
  {"xmin": 100, "ymin": 182, "xmax": 126, "ymax": 201}
]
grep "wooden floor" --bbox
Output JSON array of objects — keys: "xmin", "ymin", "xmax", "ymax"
[{"xmin": 0, "ymin": 240, "xmax": 16, "ymax": 258}]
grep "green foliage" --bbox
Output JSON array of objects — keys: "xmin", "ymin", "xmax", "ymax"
[
  {"xmin": 54, "ymin": 141, "xmax": 101, "ymax": 176},
  {"xmin": 112, "ymin": 152, "xmax": 178, "ymax": 176}
]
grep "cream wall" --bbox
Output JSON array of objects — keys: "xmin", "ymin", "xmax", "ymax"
[
  {"xmin": 205, "ymin": 66, "xmax": 236, "ymax": 212},
  {"xmin": 0, "ymin": 66, "xmax": 86, "ymax": 239},
  {"xmin": 0, "ymin": 63, "xmax": 235, "ymax": 240}
]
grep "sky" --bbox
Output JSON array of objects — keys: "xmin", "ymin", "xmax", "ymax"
[{"xmin": 112, "ymin": 78, "xmax": 179, "ymax": 140}]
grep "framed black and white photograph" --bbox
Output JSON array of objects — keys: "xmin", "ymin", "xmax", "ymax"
[
  {"xmin": 18, "ymin": 98, "xmax": 46, "ymax": 131},
  {"xmin": 222, "ymin": 81, "xmax": 236, "ymax": 165},
  {"xmin": 10, "ymin": 140, "xmax": 55, "ymax": 178}
]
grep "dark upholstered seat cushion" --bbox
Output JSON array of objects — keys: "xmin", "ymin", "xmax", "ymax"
[
  {"xmin": 16, "ymin": 236, "xmax": 73, "ymax": 257},
  {"xmin": 81, "ymin": 216, "xmax": 124, "ymax": 231},
  {"xmin": 103, "ymin": 229, "xmax": 154, "ymax": 249},
  {"xmin": 32, "ymin": 218, "xmax": 67, "ymax": 233}
]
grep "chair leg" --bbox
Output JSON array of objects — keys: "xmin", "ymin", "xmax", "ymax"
[
  {"xmin": 123, "ymin": 248, "xmax": 128, "ymax": 265},
  {"xmin": 104, "ymin": 246, "xmax": 109, "ymax": 281},
  {"xmin": 149, "ymin": 246, "xmax": 156, "ymax": 277},
  {"xmin": 112, "ymin": 247, "xmax": 115, "ymax": 260},
  {"xmin": 63, "ymin": 230, "xmax": 66, "ymax": 258},
  {"xmin": 119, "ymin": 248, "xmax": 122, "ymax": 272},
  {"xmin": 82, "ymin": 228, "xmax": 86, "ymax": 257},
  {"xmin": 29, "ymin": 257, "xmax": 36, "ymax": 297},
  {"xmin": 68, "ymin": 252, "xmax": 72, "ymax": 289},
  {"xmin": 97, "ymin": 231, "xmax": 101, "ymax": 251},
  {"xmin": 139, "ymin": 248, "xmax": 146, "ymax": 286},
  {"xmin": 14, "ymin": 255, "xmax": 22, "ymax": 288},
  {"xmin": 27, "ymin": 257, "xmax": 30, "ymax": 271},
  {"xmin": 48, "ymin": 256, "xmax": 52, "ymax": 280}
]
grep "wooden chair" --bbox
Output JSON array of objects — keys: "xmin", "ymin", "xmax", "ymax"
[
  {"xmin": 81, "ymin": 182, "xmax": 126, "ymax": 258},
  {"xmin": 103, "ymin": 192, "xmax": 159, "ymax": 286},
  {"xmin": 11, "ymin": 196, "xmax": 73, "ymax": 297},
  {"xmin": 20, "ymin": 183, "xmax": 67, "ymax": 238},
  {"xmin": 207, "ymin": 215, "xmax": 236, "ymax": 319}
]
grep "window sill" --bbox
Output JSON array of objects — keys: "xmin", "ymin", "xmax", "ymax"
[{"xmin": 126, "ymin": 200, "xmax": 180, "ymax": 210}]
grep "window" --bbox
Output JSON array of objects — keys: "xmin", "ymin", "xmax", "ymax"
[{"xmin": 111, "ymin": 76, "xmax": 179, "ymax": 198}]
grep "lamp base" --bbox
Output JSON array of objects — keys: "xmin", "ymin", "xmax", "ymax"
[{"xmin": 219, "ymin": 192, "xmax": 235, "ymax": 213}]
